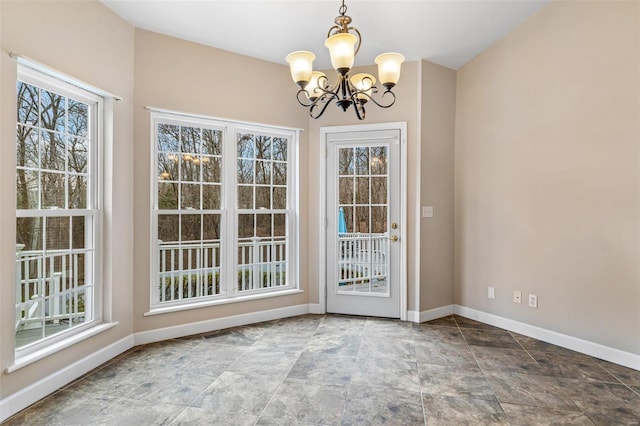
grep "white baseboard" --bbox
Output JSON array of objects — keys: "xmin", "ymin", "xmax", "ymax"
[
  {"xmin": 308, "ymin": 303, "xmax": 324, "ymax": 315},
  {"xmin": 407, "ymin": 310, "xmax": 419, "ymax": 323},
  {"xmin": 134, "ymin": 304, "xmax": 310, "ymax": 345},
  {"xmin": 0, "ymin": 334, "xmax": 133, "ymax": 423},
  {"xmin": 455, "ymin": 305, "xmax": 640, "ymax": 371},
  {"xmin": 415, "ymin": 305, "xmax": 455, "ymax": 323}
]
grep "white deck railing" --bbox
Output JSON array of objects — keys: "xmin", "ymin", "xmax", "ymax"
[
  {"xmin": 157, "ymin": 238, "xmax": 287, "ymax": 302},
  {"xmin": 338, "ymin": 233, "xmax": 389, "ymax": 284},
  {"xmin": 15, "ymin": 245, "xmax": 88, "ymax": 332}
]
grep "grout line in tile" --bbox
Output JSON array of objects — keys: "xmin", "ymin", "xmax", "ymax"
[{"xmin": 252, "ymin": 315, "xmax": 325, "ymax": 426}]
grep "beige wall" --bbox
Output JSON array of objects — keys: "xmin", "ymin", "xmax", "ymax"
[
  {"xmin": 305, "ymin": 62, "xmax": 421, "ymax": 312},
  {"xmin": 0, "ymin": 0, "xmax": 135, "ymax": 397},
  {"xmin": 455, "ymin": 0, "xmax": 640, "ymax": 354},
  {"xmin": 132, "ymin": 30, "xmax": 310, "ymax": 332},
  {"xmin": 420, "ymin": 61, "xmax": 456, "ymax": 310}
]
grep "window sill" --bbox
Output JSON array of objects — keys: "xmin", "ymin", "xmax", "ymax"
[
  {"xmin": 145, "ymin": 288, "xmax": 304, "ymax": 317},
  {"xmin": 6, "ymin": 322, "xmax": 119, "ymax": 373}
]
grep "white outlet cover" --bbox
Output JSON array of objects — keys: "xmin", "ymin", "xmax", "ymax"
[
  {"xmin": 422, "ymin": 206, "xmax": 434, "ymax": 218},
  {"xmin": 513, "ymin": 290, "xmax": 522, "ymax": 304},
  {"xmin": 529, "ymin": 294, "xmax": 538, "ymax": 308},
  {"xmin": 488, "ymin": 287, "xmax": 495, "ymax": 299}
]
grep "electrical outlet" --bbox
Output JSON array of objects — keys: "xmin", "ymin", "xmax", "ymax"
[
  {"xmin": 529, "ymin": 294, "xmax": 538, "ymax": 308},
  {"xmin": 488, "ymin": 287, "xmax": 495, "ymax": 299},
  {"xmin": 513, "ymin": 290, "xmax": 522, "ymax": 304}
]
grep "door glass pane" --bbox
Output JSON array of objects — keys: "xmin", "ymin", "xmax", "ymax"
[{"xmin": 336, "ymin": 144, "xmax": 389, "ymax": 297}]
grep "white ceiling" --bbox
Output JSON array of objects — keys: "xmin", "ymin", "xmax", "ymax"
[{"xmin": 101, "ymin": 0, "xmax": 548, "ymax": 70}]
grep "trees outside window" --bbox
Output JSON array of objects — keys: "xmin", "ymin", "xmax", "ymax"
[
  {"xmin": 151, "ymin": 113, "xmax": 297, "ymax": 307},
  {"xmin": 15, "ymin": 67, "xmax": 102, "ymax": 351}
]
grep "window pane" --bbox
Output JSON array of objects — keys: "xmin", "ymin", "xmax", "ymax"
[
  {"xmin": 371, "ymin": 146, "xmax": 387, "ymax": 175},
  {"xmin": 202, "ymin": 129, "xmax": 222, "ymax": 155},
  {"xmin": 339, "ymin": 148, "xmax": 355, "ymax": 175},
  {"xmin": 202, "ymin": 185, "xmax": 221, "ymax": 210},
  {"xmin": 371, "ymin": 206, "xmax": 387, "ymax": 234},
  {"xmin": 273, "ymin": 162, "xmax": 286, "ymax": 186},
  {"xmin": 181, "ymin": 214, "xmax": 201, "ymax": 242},
  {"xmin": 339, "ymin": 177, "xmax": 353, "ymax": 205},
  {"xmin": 273, "ymin": 137, "xmax": 287, "ymax": 161},
  {"xmin": 17, "ymin": 82, "xmax": 39, "ymax": 125},
  {"xmin": 202, "ymin": 157, "xmax": 221, "ymax": 183},
  {"xmin": 256, "ymin": 187, "xmax": 270, "ymax": 209},
  {"xmin": 41, "ymin": 172, "xmax": 65, "ymax": 209},
  {"xmin": 16, "ymin": 217, "xmax": 43, "ymax": 251},
  {"xmin": 342, "ymin": 206, "xmax": 354, "ymax": 233},
  {"xmin": 237, "ymin": 160, "xmax": 254, "ymax": 184},
  {"xmin": 355, "ymin": 147, "xmax": 369, "ymax": 175},
  {"xmin": 16, "ymin": 170, "xmax": 39, "ymax": 209},
  {"xmin": 180, "ymin": 183, "xmax": 201, "ymax": 209},
  {"xmin": 272, "ymin": 187, "xmax": 286, "ymax": 209},
  {"xmin": 158, "ymin": 153, "xmax": 179, "ymax": 181},
  {"xmin": 41, "ymin": 90, "xmax": 66, "ymax": 133},
  {"xmin": 158, "ymin": 182, "xmax": 178, "ymax": 209},
  {"xmin": 355, "ymin": 177, "xmax": 369, "ymax": 205},
  {"xmin": 181, "ymin": 155, "xmax": 199, "ymax": 182},
  {"xmin": 274, "ymin": 214, "xmax": 286, "ymax": 237},
  {"xmin": 71, "ymin": 216, "xmax": 87, "ymax": 249},
  {"xmin": 68, "ymin": 99, "xmax": 89, "ymax": 138},
  {"xmin": 256, "ymin": 214, "xmax": 272, "ymax": 238},
  {"xmin": 68, "ymin": 137, "xmax": 88, "ymax": 174},
  {"xmin": 255, "ymin": 161, "xmax": 271, "ymax": 185},
  {"xmin": 158, "ymin": 124, "xmax": 180, "ymax": 152},
  {"xmin": 180, "ymin": 126, "xmax": 200, "ymax": 154},
  {"xmin": 158, "ymin": 214, "xmax": 179, "ymax": 243},
  {"xmin": 41, "ymin": 131, "xmax": 65, "ymax": 172},
  {"xmin": 255, "ymin": 136, "xmax": 271, "ymax": 160},
  {"xmin": 238, "ymin": 214, "xmax": 254, "ymax": 239},
  {"xmin": 203, "ymin": 214, "xmax": 221, "ymax": 241},
  {"xmin": 17, "ymin": 125, "xmax": 39, "ymax": 168},
  {"xmin": 355, "ymin": 206, "xmax": 370, "ymax": 233},
  {"xmin": 237, "ymin": 134, "xmax": 254, "ymax": 158},
  {"xmin": 46, "ymin": 216, "xmax": 70, "ymax": 250},
  {"xmin": 238, "ymin": 186, "xmax": 253, "ymax": 209},
  {"xmin": 68, "ymin": 174, "xmax": 87, "ymax": 209},
  {"xmin": 371, "ymin": 177, "xmax": 387, "ymax": 205}
]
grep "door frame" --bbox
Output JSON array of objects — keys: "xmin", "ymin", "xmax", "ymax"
[{"xmin": 318, "ymin": 122, "xmax": 408, "ymax": 321}]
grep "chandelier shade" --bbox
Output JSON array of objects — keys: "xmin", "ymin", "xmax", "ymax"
[
  {"xmin": 375, "ymin": 53, "xmax": 405, "ymax": 88},
  {"xmin": 325, "ymin": 33, "xmax": 358, "ymax": 73},
  {"xmin": 286, "ymin": 0, "xmax": 404, "ymax": 120},
  {"xmin": 285, "ymin": 51, "xmax": 316, "ymax": 86}
]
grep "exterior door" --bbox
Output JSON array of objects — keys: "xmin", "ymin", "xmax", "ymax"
[{"xmin": 326, "ymin": 128, "xmax": 401, "ymax": 318}]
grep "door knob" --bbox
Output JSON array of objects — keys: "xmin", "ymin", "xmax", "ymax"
[{"xmin": 389, "ymin": 235, "xmax": 399, "ymax": 242}]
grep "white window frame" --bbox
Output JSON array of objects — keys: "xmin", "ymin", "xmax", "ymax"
[
  {"xmin": 14, "ymin": 64, "xmax": 105, "ymax": 360},
  {"xmin": 149, "ymin": 110, "xmax": 300, "ymax": 312}
]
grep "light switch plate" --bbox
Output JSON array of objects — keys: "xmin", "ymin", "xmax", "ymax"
[{"xmin": 422, "ymin": 206, "xmax": 434, "ymax": 218}]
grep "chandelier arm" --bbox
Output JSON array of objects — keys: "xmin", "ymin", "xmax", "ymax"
[
  {"xmin": 309, "ymin": 93, "xmax": 337, "ymax": 119},
  {"xmin": 353, "ymin": 98, "xmax": 366, "ymax": 120},
  {"xmin": 295, "ymin": 89, "xmax": 315, "ymax": 107},
  {"xmin": 349, "ymin": 27, "xmax": 362, "ymax": 56},
  {"xmin": 358, "ymin": 89, "xmax": 397, "ymax": 109},
  {"xmin": 327, "ymin": 25, "xmax": 341, "ymax": 38}
]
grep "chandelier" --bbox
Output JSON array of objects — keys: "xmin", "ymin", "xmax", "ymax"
[{"xmin": 285, "ymin": 0, "xmax": 405, "ymax": 120}]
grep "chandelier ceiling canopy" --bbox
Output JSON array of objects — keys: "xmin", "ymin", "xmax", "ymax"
[{"xmin": 286, "ymin": 0, "xmax": 404, "ymax": 120}]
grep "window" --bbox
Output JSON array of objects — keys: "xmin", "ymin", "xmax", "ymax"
[
  {"xmin": 15, "ymin": 66, "xmax": 103, "ymax": 353},
  {"xmin": 151, "ymin": 113, "xmax": 298, "ymax": 309}
]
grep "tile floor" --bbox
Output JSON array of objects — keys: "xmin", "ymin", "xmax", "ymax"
[{"xmin": 4, "ymin": 314, "xmax": 640, "ymax": 425}]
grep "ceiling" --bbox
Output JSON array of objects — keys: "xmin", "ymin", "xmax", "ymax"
[{"xmin": 101, "ymin": 0, "xmax": 548, "ymax": 71}]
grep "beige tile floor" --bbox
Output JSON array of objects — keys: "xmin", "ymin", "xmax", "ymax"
[{"xmin": 3, "ymin": 314, "xmax": 640, "ymax": 425}]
